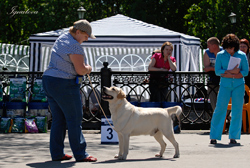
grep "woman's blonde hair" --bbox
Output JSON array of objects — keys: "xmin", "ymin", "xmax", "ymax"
[{"xmin": 69, "ymin": 26, "xmax": 77, "ymax": 34}]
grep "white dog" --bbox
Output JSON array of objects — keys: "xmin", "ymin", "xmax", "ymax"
[{"xmin": 102, "ymin": 86, "xmax": 181, "ymax": 160}]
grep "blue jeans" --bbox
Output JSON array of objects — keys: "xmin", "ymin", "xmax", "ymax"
[
  {"xmin": 210, "ymin": 84, "xmax": 244, "ymax": 140},
  {"xmin": 42, "ymin": 76, "xmax": 88, "ymax": 161}
]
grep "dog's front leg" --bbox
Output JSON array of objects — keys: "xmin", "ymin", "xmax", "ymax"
[
  {"xmin": 119, "ymin": 134, "xmax": 130, "ymax": 160},
  {"xmin": 114, "ymin": 132, "xmax": 124, "ymax": 159}
]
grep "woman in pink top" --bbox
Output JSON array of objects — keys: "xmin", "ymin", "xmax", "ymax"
[{"xmin": 148, "ymin": 41, "xmax": 177, "ymax": 102}]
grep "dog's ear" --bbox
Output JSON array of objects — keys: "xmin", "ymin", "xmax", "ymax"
[{"xmin": 117, "ymin": 90, "xmax": 126, "ymax": 99}]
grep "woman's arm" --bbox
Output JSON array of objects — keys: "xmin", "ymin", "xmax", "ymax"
[
  {"xmin": 203, "ymin": 52, "xmax": 215, "ymax": 72},
  {"xmin": 168, "ymin": 57, "xmax": 177, "ymax": 71},
  {"xmin": 222, "ymin": 64, "xmax": 240, "ymax": 78},
  {"xmin": 221, "ymin": 54, "xmax": 249, "ymax": 78},
  {"xmin": 221, "ymin": 66, "xmax": 243, "ymax": 78},
  {"xmin": 69, "ymin": 54, "xmax": 92, "ymax": 75},
  {"xmin": 148, "ymin": 58, "xmax": 168, "ymax": 71},
  {"xmin": 215, "ymin": 54, "xmax": 226, "ymax": 76}
]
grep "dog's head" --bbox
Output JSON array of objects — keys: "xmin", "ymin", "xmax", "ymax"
[{"xmin": 102, "ymin": 86, "xmax": 126, "ymax": 102}]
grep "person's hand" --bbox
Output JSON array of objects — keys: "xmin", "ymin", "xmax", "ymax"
[
  {"xmin": 203, "ymin": 66, "xmax": 214, "ymax": 72},
  {"xmin": 230, "ymin": 64, "xmax": 240, "ymax": 74},
  {"xmin": 88, "ymin": 66, "xmax": 92, "ymax": 74},
  {"xmin": 203, "ymin": 67, "xmax": 209, "ymax": 72},
  {"xmin": 86, "ymin": 65, "xmax": 92, "ymax": 74},
  {"xmin": 221, "ymin": 71, "xmax": 233, "ymax": 78}
]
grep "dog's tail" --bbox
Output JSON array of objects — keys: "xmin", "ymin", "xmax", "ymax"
[
  {"xmin": 167, "ymin": 106, "xmax": 182, "ymax": 133},
  {"xmin": 167, "ymin": 105, "xmax": 182, "ymax": 117}
]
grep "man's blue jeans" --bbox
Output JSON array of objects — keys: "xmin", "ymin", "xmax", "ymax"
[
  {"xmin": 42, "ymin": 76, "xmax": 88, "ymax": 161},
  {"xmin": 210, "ymin": 84, "xmax": 244, "ymax": 140}
]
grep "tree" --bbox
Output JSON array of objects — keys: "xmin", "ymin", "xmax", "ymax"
[
  {"xmin": 0, "ymin": 0, "xmax": 83, "ymax": 45},
  {"xmin": 184, "ymin": 0, "xmax": 250, "ymax": 48},
  {"xmin": 128, "ymin": 0, "xmax": 200, "ymax": 34},
  {"xmin": 1, "ymin": 0, "xmax": 250, "ymax": 47},
  {"xmin": 0, "ymin": 0, "xmax": 201, "ymax": 45}
]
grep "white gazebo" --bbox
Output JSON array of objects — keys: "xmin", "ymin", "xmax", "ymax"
[{"xmin": 29, "ymin": 14, "xmax": 201, "ymax": 72}]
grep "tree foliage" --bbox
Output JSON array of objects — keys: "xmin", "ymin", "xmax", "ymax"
[
  {"xmin": 0, "ymin": 0, "xmax": 250, "ymax": 48},
  {"xmin": 0, "ymin": 0, "xmax": 83, "ymax": 44},
  {"xmin": 184, "ymin": 0, "xmax": 250, "ymax": 47}
]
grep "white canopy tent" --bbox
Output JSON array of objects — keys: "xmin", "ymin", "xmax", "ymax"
[{"xmin": 29, "ymin": 14, "xmax": 201, "ymax": 72}]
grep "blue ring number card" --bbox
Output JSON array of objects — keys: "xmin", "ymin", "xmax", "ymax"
[{"xmin": 101, "ymin": 117, "xmax": 119, "ymax": 144}]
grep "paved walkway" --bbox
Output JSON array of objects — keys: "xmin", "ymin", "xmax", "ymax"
[{"xmin": 0, "ymin": 130, "xmax": 250, "ymax": 168}]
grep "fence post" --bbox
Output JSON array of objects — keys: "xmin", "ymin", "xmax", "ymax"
[{"xmin": 101, "ymin": 62, "xmax": 111, "ymax": 116}]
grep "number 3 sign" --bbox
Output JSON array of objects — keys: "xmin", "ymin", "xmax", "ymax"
[{"xmin": 101, "ymin": 117, "xmax": 119, "ymax": 144}]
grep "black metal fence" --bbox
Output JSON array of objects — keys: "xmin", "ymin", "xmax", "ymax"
[
  {"xmin": 0, "ymin": 63, "xmax": 219, "ymax": 130},
  {"xmin": 82, "ymin": 62, "xmax": 218, "ymax": 130}
]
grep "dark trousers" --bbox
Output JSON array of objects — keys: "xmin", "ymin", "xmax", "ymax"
[
  {"xmin": 42, "ymin": 76, "xmax": 88, "ymax": 161},
  {"xmin": 149, "ymin": 82, "xmax": 169, "ymax": 102}
]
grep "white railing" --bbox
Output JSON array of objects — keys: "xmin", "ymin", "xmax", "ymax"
[
  {"xmin": 0, "ymin": 43, "xmax": 29, "ymax": 72},
  {"xmin": 0, "ymin": 42, "xmax": 205, "ymax": 73}
]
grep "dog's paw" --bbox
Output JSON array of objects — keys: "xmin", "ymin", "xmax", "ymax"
[
  {"xmin": 155, "ymin": 153, "xmax": 162, "ymax": 158},
  {"xmin": 117, "ymin": 155, "xmax": 127, "ymax": 160},
  {"xmin": 115, "ymin": 154, "xmax": 126, "ymax": 160},
  {"xmin": 173, "ymin": 154, "xmax": 180, "ymax": 158}
]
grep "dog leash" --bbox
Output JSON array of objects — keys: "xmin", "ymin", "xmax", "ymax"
[{"xmin": 87, "ymin": 74, "xmax": 115, "ymax": 129}]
